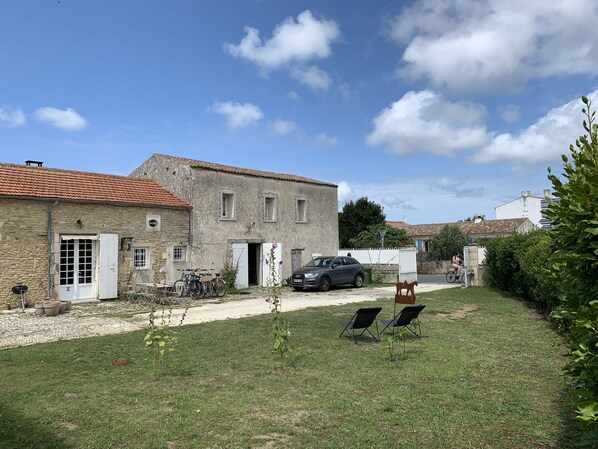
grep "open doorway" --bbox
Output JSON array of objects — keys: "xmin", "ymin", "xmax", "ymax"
[{"xmin": 248, "ymin": 243, "xmax": 260, "ymax": 286}]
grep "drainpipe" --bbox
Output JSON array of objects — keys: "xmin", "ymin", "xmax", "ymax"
[{"xmin": 47, "ymin": 201, "xmax": 59, "ymax": 297}]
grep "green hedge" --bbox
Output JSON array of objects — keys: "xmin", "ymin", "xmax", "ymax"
[{"xmin": 483, "ymin": 230, "xmax": 560, "ymax": 310}]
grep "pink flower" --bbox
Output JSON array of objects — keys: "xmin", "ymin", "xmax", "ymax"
[
  {"xmin": 264, "ymin": 258, "xmax": 269, "ymax": 265},
  {"xmin": 279, "ymin": 260, "xmax": 283, "ymax": 265},
  {"xmin": 272, "ymin": 242, "xmax": 278, "ymax": 249}
]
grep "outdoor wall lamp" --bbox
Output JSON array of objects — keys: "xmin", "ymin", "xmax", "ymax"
[{"xmin": 76, "ymin": 219, "xmax": 83, "ymax": 228}]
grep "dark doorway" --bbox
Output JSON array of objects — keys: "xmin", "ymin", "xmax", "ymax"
[{"xmin": 248, "ymin": 243, "xmax": 260, "ymax": 286}]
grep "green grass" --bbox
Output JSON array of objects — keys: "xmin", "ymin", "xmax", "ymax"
[{"xmin": 0, "ymin": 287, "xmax": 578, "ymax": 449}]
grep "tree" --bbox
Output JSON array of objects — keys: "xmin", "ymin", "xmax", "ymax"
[
  {"xmin": 349, "ymin": 224, "xmax": 412, "ymax": 248},
  {"xmin": 428, "ymin": 225, "xmax": 468, "ymax": 261},
  {"xmin": 546, "ymin": 96, "xmax": 598, "ymax": 446},
  {"xmin": 338, "ymin": 197, "xmax": 385, "ymax": 248}
]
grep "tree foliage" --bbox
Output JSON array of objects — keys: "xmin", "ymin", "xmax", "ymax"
[
  {"xmin": 428, "ymin": 225, "xmax": 468, "ymax": 261},
  {"xmin": 338, "ymin": 197, "xmax": 385, "ymax": 248},
  {"xmin": 546, "ymin": 96, "xmax": 598, "ymax": 446},
  {"xmin": 348, "ymin": 224, "xmax": 412, "ymax": 249}
]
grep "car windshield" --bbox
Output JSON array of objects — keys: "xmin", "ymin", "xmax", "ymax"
[{"xmin": 305, "ymin": 257, "xmax": 332, "ymax": 268}]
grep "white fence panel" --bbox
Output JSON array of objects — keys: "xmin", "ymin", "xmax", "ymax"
[{"xmin": 339, "ymin": 247, "xmax": 418, "ymax": 281}]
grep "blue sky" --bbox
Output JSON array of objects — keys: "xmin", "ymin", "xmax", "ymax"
[{"xmin": 1, "ymin": 0, "xmax": 597, "ymax": 224}]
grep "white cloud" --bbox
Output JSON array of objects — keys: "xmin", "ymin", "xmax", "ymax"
[
  {"xmin": 208, "ymin": 101, "xmax": 264, "ymax": 129},
  {"xmin": 473, "ymin": 90, "xmax": 598, "ymax": 168},
  {"xmin": 35, "ymin": 107, "xmax": 87, "ymax": 131},
  {"xmin": 287, "ymin": 91, "xmax": 300, "ymax": 101},
  {"xmin": 337, "ymin": 181, "xmax": 354, "ymax": 205},
  {"xmin": 0, "ymin": 106, "xmax": 26, "ymax": 127},
  {"xmin": 289, "ymin": 65, "xmax": 332, "ymax": 90},
  {"xmin": 269, "ymin": 119, "xmax": 296, "ymax": 135},
  {"xmin": 315, "ymin": 132, "xmax": 338, "ymax": 147},
  {"xmin": 499, "ymin": 104, "xmax": 520, "ymax": 123},
  {"xmin": 366, "ymin": 90, "xmax": 489, "ymax": 156},
  {"xmin": 389, "ymin": 0, "xmax": 598, "ymax": 93},
  {"xmin": 224, "ymin": 10, "xmax": 341, "ymax": 73},
  {"xmin": 339, "ymin": 176, "xmax": 506, "ymax": 224}
]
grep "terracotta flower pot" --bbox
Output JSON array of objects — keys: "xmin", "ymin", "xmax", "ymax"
[
  {"xmin": 43, "ymin": 300, "xmax": 61, "ymax": 317},
  {"xmin": 59, "ymin": 301, "xmax": 68, "ymax": 314},
  {"xmin": 35, "ymin": 303, "xmax": 45, "ymax": 315}
]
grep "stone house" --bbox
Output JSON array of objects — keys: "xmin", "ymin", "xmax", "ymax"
[
  {"xmin": 0, "ymin": 162, "xmax": 190, "ymax": 309},
  {"xmin": 387, "ymin": 217, "xmax": 535, "ymax": 253},
  {"xmin": 131, "ymin": 153, "xmax": 339, "ymax": 287}
]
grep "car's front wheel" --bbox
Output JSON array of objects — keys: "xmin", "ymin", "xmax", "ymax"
[
  {"xmin": 353, "ymin": 274, "xmax": 364, "ymax": 288},
  {"xmin": 319, "ymin": 276, "xmax": 331, "ymax": 292}
]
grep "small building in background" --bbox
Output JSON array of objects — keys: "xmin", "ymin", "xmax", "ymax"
[
  {"xmin": 495, "ymin": 190, "xmax": 551, "ymax": 227},
  {"xmin": 387, "ymin": 217, "xmax": 535, "ymax": 253}
]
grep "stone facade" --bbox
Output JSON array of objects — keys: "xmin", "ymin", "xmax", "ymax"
[
  {"xmin": 131, "ymin": 154, "xmax": 339, "ymax": 285},
  {"xmin": 0, "ymin": 198, "xmax": 190, "ymax": 308}
]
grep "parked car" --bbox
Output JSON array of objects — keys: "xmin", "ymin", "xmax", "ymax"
[{"xmin": 289, "ymin": 256, "xmax": 365, "ymax": 291}]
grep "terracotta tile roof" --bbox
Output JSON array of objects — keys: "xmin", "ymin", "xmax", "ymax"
[
  {"xmin": 387, "ymin": 218, "xmax": 530, "ymax": 237},
  {"xmin": 153, "ymin": 153, "xmax": 337, "ymax": 187},
  {"xmin": 0, "ymin": 162, "xmax": 189, "ymax": 208}
]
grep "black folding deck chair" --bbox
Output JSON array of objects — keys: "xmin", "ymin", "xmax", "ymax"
[
  {"xmin": 380, "ymin": 304, "xmax": 426, "ymax": 337},
  {"xmin": 340, "ymin": 307, "xmax": 382, "ymax": 343}
]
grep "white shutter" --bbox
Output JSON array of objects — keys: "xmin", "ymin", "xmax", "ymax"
[
  {"xmin": 98, "ymin": 234, "xmax": 119, "ymax": 299},
  {"xmin": 232, "ymin": 243, "xmax": 249, "ymax": 288}
]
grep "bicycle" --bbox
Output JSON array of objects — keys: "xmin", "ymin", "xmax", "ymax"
[
  {"xmin": 446, "ymin": 267, "xmax": 465, "ymax": 283},
  {"xmin": 174, "ymin": 269, "xmax": 203, "ymax": 298},
  {"xmin": 198, "ymin": 269, "xmax": 227, "ymax": 298}
]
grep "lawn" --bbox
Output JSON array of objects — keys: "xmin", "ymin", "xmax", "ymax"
[{"xmin": 0, "ymin": 287, "xmax": 578, "ymax": 449}]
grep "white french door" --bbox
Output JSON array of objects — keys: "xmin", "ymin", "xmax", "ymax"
[{"xmin": 58, "ymin": 237, "xmax": 96, "ymax": 300}]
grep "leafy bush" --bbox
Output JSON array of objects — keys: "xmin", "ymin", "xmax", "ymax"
[
  {"xmin": 546, "ymin": 96, "xmax": 598, "ymax": 446},
  {"xmin": 483, "ymin": 231, "xmax": 560, "ymax": 309},
  {"xmin": 428, "ymin": 225, "xmax": 468, "ymax": 261}
]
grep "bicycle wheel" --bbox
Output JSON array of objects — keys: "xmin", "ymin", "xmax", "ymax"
[
  {"xmin": 173, "ymin": 280, "xmax": 186, "ymax": 297},
  {"xmin": 216, "ymin": 279, "xmax": 227, "ymax": 297},
  {"xmin": 446, "ymin": 271, "xmax": 456, "ymax": 283}
]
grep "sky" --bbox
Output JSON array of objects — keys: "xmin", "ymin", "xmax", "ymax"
[{"xmin": 1, "ymin": 0, "xmax": 598, "ymax": 224}]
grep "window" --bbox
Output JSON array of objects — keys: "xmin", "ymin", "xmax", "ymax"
[
  {"xmin": 133, "ymin": 248, "xmax": 149, "ymax": 269},
  {"xmin": 146, "ymin": 214, "xmax": 161, "ymax": 231},
  {"xmin": 264, "ymin": 195, "xmax": 277, "ymax": 221},
  {"xmin": 173, "ymin": 246, "xmax": 186, "ymax": 262},
  {"xmin": 296, "ymin": 197, "xmax": 307, "ymax": 222},
  {"xmin": 221, "ymin": 192, "xmax": 235, "ymax": 220}
]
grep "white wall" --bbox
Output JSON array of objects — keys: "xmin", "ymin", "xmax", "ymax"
[
  {"xmin": 495, "ymin": 195, "xmax": 543, "ymax": 226},
  {"xmin": 339, "ymin": 247, "xmax": 417, "ymax": 281}
]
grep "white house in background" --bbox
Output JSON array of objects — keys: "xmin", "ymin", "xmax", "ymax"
[{"xmin": 495, "ymin": 190, "xmax": 551, "ymax": 227}]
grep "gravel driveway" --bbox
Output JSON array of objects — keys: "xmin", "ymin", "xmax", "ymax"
[{"xmin": 0, "ymin": 283, "xmax": 457, "ymax": 349}]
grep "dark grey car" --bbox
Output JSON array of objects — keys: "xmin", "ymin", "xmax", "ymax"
[{"xmin": 289, "ymin": 256, "xmax": 365, "ymax": 291}]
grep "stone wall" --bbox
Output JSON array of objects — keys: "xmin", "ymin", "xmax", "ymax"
[
  {"xmin": 132, "ymin": 156, "xmax": 339, "ymax": 281},
  {"xmin": 418, "ymin": 260, "xmax": 451, "ymax": 275},
  {"xmin": 0, "ymin": 198, "xmax": 190, "ymax": 308}
]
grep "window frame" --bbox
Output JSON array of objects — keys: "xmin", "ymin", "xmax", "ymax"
[
  {"xmin": 263, "ymin": 193, "xmax": 278, "ymax": 222},
  {"xmin": 220, "ymin": 190, "xmax": 236, "ymax": 221},
  {"xmin": 133, "ymin": 247, "xmax": 149, "ymax": 270},
  {"xmin": 296, "ymin": 196, "xmax": 308, "ymax": 223},
  {"xmin": 173, "ymin": 246, "xmax": 187, "ymax": 263}
]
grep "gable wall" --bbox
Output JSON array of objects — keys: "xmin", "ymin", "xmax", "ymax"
[{"xmin": 131, "ymin": 156, "xmax": 338, "ymax": 279}]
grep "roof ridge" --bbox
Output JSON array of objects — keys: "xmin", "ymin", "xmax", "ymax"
[
  {"xmin": 152, "ymin": 153, "xmax": 337, "ymax": 187},
  {"xmin": 0, "ymin": 162, "xmax": 149, "ymax": 182}
]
